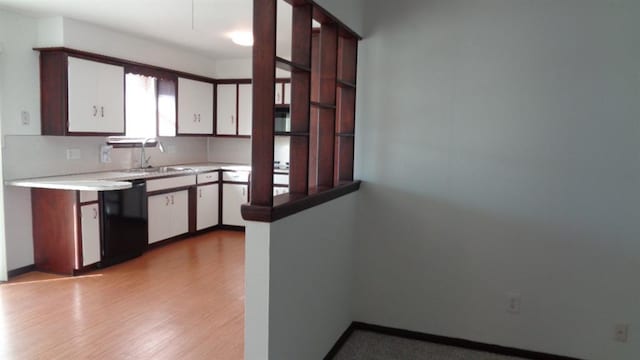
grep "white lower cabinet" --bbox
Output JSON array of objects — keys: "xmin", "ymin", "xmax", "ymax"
[
  {"xmin": 197, "ymin": 184, "xmax": 219, "ymax": 230},
  {"xmin": 222, "ymin": 184, "xmax": 248, "ymax": 227},
  {"xmin": 80, "ymin": 203, "xmax": 101, "ymax": 266},
  {"xmin": 148, "ymin": 190, "xmax": 189, "ymax": 244}
]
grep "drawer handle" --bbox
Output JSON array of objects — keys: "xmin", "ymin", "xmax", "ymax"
[
  {"xmin": 101, "ymin": 106, "xmax": 104, "ymax": 118},
  {"xmin": 92, "ymin": 208, "xmax": 98, "ymax": 219},
  {"xmin": 93, "ymin": 105, "xmax": 98, "ymax": 117},
  {"xmin": 165, "ymin": 196, "xmax": 169, "ymax": 206}
]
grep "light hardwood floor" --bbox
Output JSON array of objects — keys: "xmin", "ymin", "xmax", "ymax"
[{"xmin": 0, "ymin": 230, "xmax": 245, "ymax": 360}]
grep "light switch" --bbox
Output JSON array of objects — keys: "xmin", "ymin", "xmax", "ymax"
[
  {"xmin": 20, "ymin": 110, "xmax": 30, "ymax": 126},
  {"xmin": 66, "ymin": 149, "xmax": 81, "ymax": 160}
]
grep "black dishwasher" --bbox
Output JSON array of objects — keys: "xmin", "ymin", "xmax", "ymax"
[{"xmin": 100, "ymin": 180, "xmax": 148, "ymax": 267}]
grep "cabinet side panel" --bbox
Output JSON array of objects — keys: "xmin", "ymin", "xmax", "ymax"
[
  {"xmin": 31, "ymin": 189, "xmax": 77, "ymax": 275},
  {"xmin": 40, "ymin": 52, "xmax": 68, "ymax": 135}
]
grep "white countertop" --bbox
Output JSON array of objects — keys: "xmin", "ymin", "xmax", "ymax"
[{"xmin": 5, "ymin": 162, "xmax": 251, "ymax": 191}]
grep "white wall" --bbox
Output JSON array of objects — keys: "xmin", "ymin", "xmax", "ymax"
[
  {"xmin": 354, "ymin": 1, "xmax": 640, "ymax": 359},
  {"xmin": 245, "ymin": 193, "xmax": 357, "ymax": 360},
  {"xmin": 314, "ymin": 0, "xmax": 364, "ymax": 36},
  {"xmin": 0, "ymin": 24, "xmax": 6, "ymax": 281}
]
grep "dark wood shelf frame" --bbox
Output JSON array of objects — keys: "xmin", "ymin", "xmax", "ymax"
[
  {"xmin": 244, "ymin": 0, "xmax": 360, "ymax": 222},
  {"xmin": 274, "ymin": 131, "xmax": 310, "ymax": 137},
  {"xmin": 337, "ymin": 79, "xmax": 356, "ymax": 89},
  {"xmin": 275, "ymin": 56, "xmax": 312, "ymax": 73}
]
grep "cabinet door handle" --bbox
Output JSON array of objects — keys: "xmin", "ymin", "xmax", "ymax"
[
  {"xmin": 231, "ymin": 115, "xmax": 234, "ymax": 124},
  {"xmin": 101, "ymin": 106, "xmax": 104, "ymax": 118},
  {"xmin": 92, "ymin": 208, "xmax": 98, "ymax": 219},
  {"xmin": 171, "ymin": 195, "xmax": 174, "ymax": 205},
  {"xmin": 165, "ymin": 196, "xmax": 169, "ymax": 206},
  {"xmin": 198, "ymin": 114, "xmax": 201, "ymax": 122},
  {"xmin": 194, "ymin": 113, "xmax": 197, "ymax": 122},
  {"xmin": 199, "ymin": 189, "xmax": 202, "ymax": 198},
  {"xmin": 93, "ymin": 105, "xmax": 98, "ymax": 117}
]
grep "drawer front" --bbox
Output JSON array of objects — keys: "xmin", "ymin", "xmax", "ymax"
[
  {"xmin": 273, "ymin": 174, "xmax": 289, "ymax": 186},
  {"xmin": 222, "ymin": 171, "xmax": 250, "ymax": 183},
  {"xmin": 79, "ymin": 191, "xmax": 99, "ymax": 203},
  {"xmin": 146, "ymin": 175, "xmax": 196, "ymax": 192},
  {"xmin": 197, "ymin": 171, "xmax": 219, "ymax": 184}
]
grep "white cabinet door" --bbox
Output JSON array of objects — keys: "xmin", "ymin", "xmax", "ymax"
[
  {"xmin": 68, "ymin": 57, "xmax": 124, "ymax": 133},
  {"xmin": 222, "ymin": 184, "xmax": 248, "ymax": 226},
  {"xmin": 148, "ymin": 193, "xmax": 171, "ymax": 244},
  {"xmin": 178, "ymin": 77, "xmax": 214, "ymax": 134},
  {"xmin": 283, "ymin": 83, "xmax": 291, "ymax": 104},
  {"xmin": 148, "ymin": 190, "xmax": 189, "ymax": 244},
  {"xmin": 170, "ymin": 190, "xmax": 189, "ymax": 237},
  {"xmin": 197, "ymin": 184, "xmax": 219, "ymax": 230},
  {"xmin": 80, "ymin": 203, "xmax": 101, "ymax": 266},
  {"xmin": 275, "ymin": 83, "xmax": 284, "ymax": 104},
  {"xmin": 216, "ymin": 84, "xmax": 237, "ymax": 135},
  {"xmin": 238, "ymin": 84, "xmax": 252, "ymax": 136}
]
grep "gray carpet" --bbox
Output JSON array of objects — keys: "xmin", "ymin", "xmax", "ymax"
[{"xmin": 333, "ymin": 330, "xmax": 527, "ymax": 360}]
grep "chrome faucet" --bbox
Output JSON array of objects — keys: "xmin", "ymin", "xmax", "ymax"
[
  {"xmin": 140, "ymin": 137, "xmax": 165, "ymax": 168},
  {"xmin": 140, "ymin": 138, "xmax": 152, "ymax": 168}
]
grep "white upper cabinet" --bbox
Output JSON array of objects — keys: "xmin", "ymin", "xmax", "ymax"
[
  {"xmin": 177, "ymin": 77, "xmax": 214, "ymax": 134},
  {"xmin": 67, "ymin": 57, "xmax": 124, "ymax": 134},
  {"xmin": 216, "ymin": 83, "xmax": 252, "ymax": 137},
  {"xmin": 275, "ymin": 82, "xmax": 291, "ymax": 104},
  {"xmin": 284, "ymin": 83, "xmax": 291, "ymax": 104},
  {"xmin": 238, "ymin": 84, "xmax": 252, "ymax": 136},
  {"xmin": 216, "ymin": 84, "xmax": 237, "ymax": 135}
]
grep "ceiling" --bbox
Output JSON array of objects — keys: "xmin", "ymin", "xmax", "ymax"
[{"xmin": 0, "ymin": 0, "xmax": 293, "ymax": 60}]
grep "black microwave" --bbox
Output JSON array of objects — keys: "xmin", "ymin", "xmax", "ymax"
[{"xmin": 275, "ymin": 108, "xmax": 290, "ymax": 132}]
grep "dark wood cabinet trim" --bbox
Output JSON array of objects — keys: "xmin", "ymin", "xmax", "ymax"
[
  {"xmin": 188, "ymin": 187, "xmax": 197, "ymax": 233},
  {"xmin": 35, "ymin": 47, "xmax": 216, "ymax": 84},
  {"xmin": 31, "ymin": 188, "xmax": 79, "ymax": 275},
  {"xmin": 146, "ymin": 186, "xmax": 195, "ymax": 197}
]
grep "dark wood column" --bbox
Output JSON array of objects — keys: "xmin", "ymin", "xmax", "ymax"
[
  {"xmin": 289, "ymin": 4, "xmax": 313, "ymax": 195},
  {"xmin": 315, "ymin": 23, "xmax": 338, "ymax": 189},
  {"xmin": 251, "ymin": 0, "xmax": 277, "ymax": 207}
]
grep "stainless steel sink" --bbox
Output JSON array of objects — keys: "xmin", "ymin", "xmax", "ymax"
[{"xmin": 124, "ymin": 166, "xmax": 194, "ymax": 174}]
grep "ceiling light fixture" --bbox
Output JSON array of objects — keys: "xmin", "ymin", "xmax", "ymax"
[{"xmin": 230, "ymin": 31, "xmax": 254, "ymax": 47}]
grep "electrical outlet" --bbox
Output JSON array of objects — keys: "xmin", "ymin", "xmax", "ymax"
[
  {"xmin": 614, "ymin": 324, "xmax": 629, "ymax": 343},
  {"xmin": 20, "ymin": 110, "xmax": 30, "ymax": 125},
  {"xmin": 100, "ymin": 145, "xmax": 113, "ymax": 163},
  {"xmin": 66, "ymin": 149, "xmax": 81, "ymax": 160},
  {"xmin": 506, "ymin": 292, "xmax": 521, "ymax": 314}
]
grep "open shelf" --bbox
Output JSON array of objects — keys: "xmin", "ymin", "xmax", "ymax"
[
  {"xmin": 276, "ymin": 56, "xmax": 311, "ymax": 73},
  {"xmin": 274, "ymin": 131, "xmax": 310, "ymax": 137},
  {"xmin": 310, "ymin": 101, "xmax": 336, "ymax": 110},
  {"xmin": 337, "ymin": 79, "xmax": 356, "ymax": 89}
]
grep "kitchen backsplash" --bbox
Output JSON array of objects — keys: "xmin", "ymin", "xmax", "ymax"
[
  {"xmin": 206, "ymin": 136, "xmax": 290, "ymax": 167},
  {"xmin": 3, "ymin": 135, "xmax": 208, "ymax": 180}
]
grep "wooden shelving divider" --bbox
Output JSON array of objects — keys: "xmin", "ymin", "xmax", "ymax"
[
  {"xmin": 335, "ymin": 34, "xmax": 358, "ymax": 184},
  {"xmin": 288, "ymin": 3, "xmax": 313, "ymax": 195},
  {"xmin": 243, "ymin": 0, "xmax": 361, "ymax": 222}
]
